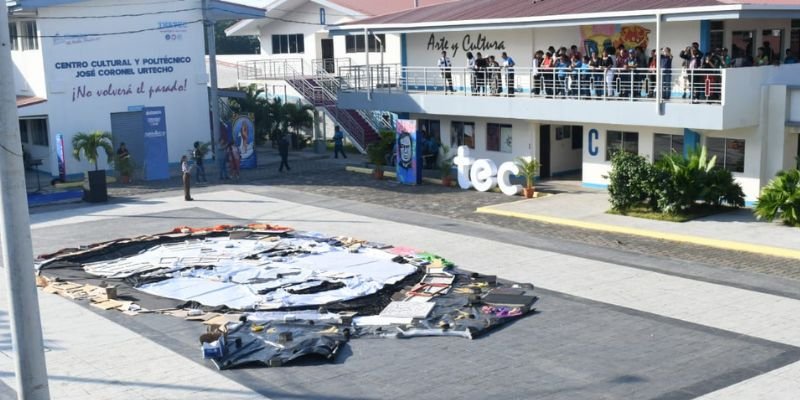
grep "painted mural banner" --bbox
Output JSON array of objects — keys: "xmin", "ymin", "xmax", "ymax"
[
  {"xmin": 142, "ymin": 106, "xmax": 169, "ymax": 180},
  {"xmin": 580, "ymin": 24, "xmax": 651, "ymax": 55},
  {"xmin": 453, "ymin": 146, "xmax": 521, "ymax": 196},
  {"xmin": 233, "ymin": 115, "xmax": 257, "ymax": 169},
  {"xmin": 396, "ymin": 119, "xmax": 422, "ymax": 185}
]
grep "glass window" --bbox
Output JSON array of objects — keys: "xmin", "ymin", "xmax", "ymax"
[
  {"xmin": 20, "ymin": 119, "xmax": 47, "ymax": 146},
  {"xmin": 606, "ymin": 130, "xmax": 639, "ymax": 161},
  {"xmin": 8, "ymin": 23, "xmax": 18, "ymax": 51},
  {"xmin": 789, "ymin": 21, "xmax": 799, "ymax": 58},
  {"xmin": 731, "ymin": 31, "xmax": 755, "ymax": 62},
  {"xmin": 761, "ymin": 29, "xmax": 783, "ymax": 63},
  {"xmin": 450, "ymin": 121, "xmax": 475, "ymax": 149},
  {"xmin": 271, "ymin": 34, "xmax": 304, "ymax": 54},
  {"xmin": 487, "ymin": 123, "xmax": 512, "ymax": 153},
  {"xmin": 710, "ymin": 21, "xmax": 724, "ymax": 52},
  {"xmin": 707, "ymin": 137, "xmax": 745, "ymax": 173},
  {"xmin": 345, "ymin": 34, "xmax": 385, "ymax": 53},
  {"xmin": 21, "ymin": 21, "xmax": 38, "ymax": 50},
  {"xmin": 653, "ymin": 133, "xmax": 684, "ymax": 162},
  {"xmin": 18, "ymin": 120, "xmax": 28, "ymax": 144}
]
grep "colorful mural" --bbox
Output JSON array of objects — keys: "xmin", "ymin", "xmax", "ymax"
[{"xmin": 580, "ymin": 24, "xmax": 651, "ymax": 55}]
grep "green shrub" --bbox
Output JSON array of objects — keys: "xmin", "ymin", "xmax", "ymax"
[
  {"xmin": 606, "ymin": 152, "xmax": 659, "ymax": 212},
  {"xmin": 755, "ymin": 169, "xmax": 800, "ymax": 226},
  {"xmin": 702, "ymin": 168, "xmax": 745, "ymax": 207},
  {"xmin": 366, "ymin": 130, "xmax": 394, "ymax": 167}
]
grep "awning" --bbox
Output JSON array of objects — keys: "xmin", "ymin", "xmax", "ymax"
[{"xmin": 16, "ymin": 95, "xmax": 46, "ymax": 108}]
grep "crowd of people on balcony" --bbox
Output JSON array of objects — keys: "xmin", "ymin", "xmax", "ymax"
[{"xmin": 432, "ymin": 40, "xmax": 798, "ymax": 102}]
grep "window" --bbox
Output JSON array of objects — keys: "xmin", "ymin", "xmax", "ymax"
[
  {"xmin": 271, "ymin": 34, "xmax": 304, "ymax": 54},
  {"xmin": 790, "ymin": 20, "xmax": 799, "ymax": 58},
  {"xmin": 653, "ymin": 133, "xmax": 684, "ymax": 162},
  {"xmin": 8, "ymin": 21, "xmax": 38, "ymax": 51},
  {"xmin": 418, "ymin": 119, "xmax": 441, "ymax": 142},
  {"xmin": 731, "ymin": 31, "xmax": 755, "ymax": 61},
  {"xmin": 486, "ymin": 123, "xmax": 512, "ymax": 153},
  {"xmin": 761, "ymin": 29, "xmax": 784, "ymax": 62},
  {"xmin": 18, "ymin": 120, "xmax": 28, "ymax": 144},
  {"xmin": 22, "ymin": 21, "xmax": 38, "ymax": 50},
  {"xmin": 450, "ymin": 121, "xmax": 475, "ymax": 149},
  {"xmin": 710, "ymin": 21, "xmax": 724, "ymax": 52},
  {"xmin": 571, "ymin": 126, "xmax": 583, "ymax": 150},
  {"xmin": 345, "ymin": 34, "xmax": 386, "ymax": 53},
  {"xmin": 707, "ymin": 137, "xmax": 745, "ymax": 173},
  {"xmin": 8, "ymin": 23, "xmax": 18, "ymax": 51},
  {"xmin": 606, "ymin": 131, "xmax": 638, "ymax": 161}
]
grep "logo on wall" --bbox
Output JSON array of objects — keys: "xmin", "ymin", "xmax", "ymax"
[
  {"xmin": 396, "ymin": 119, "xmax": 421, "ymax": 185},
  {"xmin": 159, "ymin": 21, "xmax": 187, "ymax": 41},
  {"xmin": 233, "ymin": 115, "xmax": 257, "ymax": 169},
  {"xmin": 580, "ymin": 24, "xmax": 650, "ymax": 55}
]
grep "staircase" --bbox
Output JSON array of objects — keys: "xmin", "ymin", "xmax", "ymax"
[{"xmin": 237, "ymin": 59, "xmax": 389, "ymax": 153}]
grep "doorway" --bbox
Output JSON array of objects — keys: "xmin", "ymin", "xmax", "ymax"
[
  {"xmin": 110, "ymin": 111, "xmax": 145, "ymax": 173},
  {"xmin": 762, "ymin": 29, "xmax": 784, "ymax": 63},
  {"xmin": 539, "ymin": 125, "xmax": 551, "ymax": 178},
  {"xmin": 321, "ymin": 38, "xmax": 334, "ymax": 73}
]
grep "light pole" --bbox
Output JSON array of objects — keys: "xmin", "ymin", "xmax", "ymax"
[
  {"xmin": 204, "ymin": 0, "xmax": 220, "ymax": 157},
  {"xmin": 0, "ymin": 3, "xmax": 51, "ymax": 399}
]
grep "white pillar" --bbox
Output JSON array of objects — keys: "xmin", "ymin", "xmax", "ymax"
[{"xmin": 0, "ymin": 3, "xmax": 51, "ymax": 399}]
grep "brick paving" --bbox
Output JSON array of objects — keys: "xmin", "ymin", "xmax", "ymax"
[{"xmin": 102, "ymin": 151, "xmax": 800, "ymax": 281}]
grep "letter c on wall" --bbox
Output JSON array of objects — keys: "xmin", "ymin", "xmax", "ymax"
[{"xmin": 588, "ymin": 129, "xmax": 599, "ymax": 157}]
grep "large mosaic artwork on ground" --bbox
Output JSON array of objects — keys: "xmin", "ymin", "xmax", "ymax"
[{"xmin": 36, "ymin": 224, "xmax": 538, "ymax": 369}]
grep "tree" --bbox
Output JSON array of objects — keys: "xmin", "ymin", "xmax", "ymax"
[
  {"xmin": 72, "ymin": 131, "xmax": 113, "ymax": 171},
  {"xmin": 284, "ymin": 102, "xmax": 314, "ymax": 135},
  {"xmin": 207, "ymin": 20, "xmax": 260, "ymax": 55},
  {"xmin": 755, "ymin": 169, "xmax": 800, "ymax": 226},
  {"xmin": 230, "ymin": 84, "xmax": 270, "ymax": 144}
]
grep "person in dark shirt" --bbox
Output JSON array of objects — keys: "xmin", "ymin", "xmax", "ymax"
[
  {"xmin": 192, "ymin": 141, "xmax": 207, "ymax": 183},
  {"xmin": 661, "ymin": 47, "xmax": 674, "ymax": 100},
  {"xmin": 278, "ymin": 133, "xmax": 290, "ymax": 172}
]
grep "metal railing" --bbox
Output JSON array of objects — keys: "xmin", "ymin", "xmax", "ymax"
[
  {"xmin": 237, "ymin": 58, "xmax": 305, "ymax": 81},
  {"xmin": 311, "ymin": 58, "xmax": 352, "ymax": 76},
  {"xmin": 340, "ymin": 65, "xmax": 726, "ymax": 104}
]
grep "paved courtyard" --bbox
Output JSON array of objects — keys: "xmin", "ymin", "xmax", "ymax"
[{"xmin": 3, "ymin": 153, "xmax": 800, "ymax": 399}]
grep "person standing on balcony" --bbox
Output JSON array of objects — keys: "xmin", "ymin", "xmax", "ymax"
[
  {"xmin": 587, "ymin": 51, "xmax": 602, "ymax": 98},
  {"xmin": 756, "ymin": 47, "xmax": 770, "ymax": 66},
  {"xmin": 555, "ymin": 54, "xmax": 570, "ymax": 97},
  {"xmin": 488, "ymin": 55, "xmax": 501, "ymax": 96},
  {"xmin": 602, "ymin": 48, "xmax": 616, "ymax": 97},
  {"xmin": 541, "ymin": 51, "xmax": 554, "ymax": 97},
  {"xmin": 501, "ymin": 52, "xmax": 516, "ymax": 96},
  {"xmin": 475, "ymin": 52, "xmax": 488, "ymax": 95},
  {"xmin": 661, "ymin": 47, "xmax": 673, "ymax": 100},
  {"xmin": 278, "ymin": 133, "xmax": 291, "ymax": 172},
  {"xmin": 333, "ymin": 126, "xmax": 347, "ymax": 159},
  {"xmin": 532, "ymin": 50, "xmax": 544, "ymax": 96},
  {"xmin": 647, "ymin": 49, "xmax": 658, "ymax": 98},
  {"xmin": 466, "ymin": 52, "xmax": 477, "ymax": 94},
  {"xmin": 680, "ymin": 46, "xmax": 702, "ymax": 100},
  {"xmin": 785, "ymin": 49, "xmax": 798, "ymax": 64},
  {"xmin": 437, "ymin": 50, "xmax": 454, "ymax": 94}
]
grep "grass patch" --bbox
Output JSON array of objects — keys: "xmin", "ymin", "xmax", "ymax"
[{"xmin": 608, "ymin": 204, "xmax": 739, "ymax": 222}]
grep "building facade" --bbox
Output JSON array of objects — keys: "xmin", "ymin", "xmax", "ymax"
[
  {"xmin": 330, "ymin": 0, "xmax": 800, "ymax": 203},
  {"xmin": 9, "ymin": 0, "xmax": 263, "ymax": 179}
]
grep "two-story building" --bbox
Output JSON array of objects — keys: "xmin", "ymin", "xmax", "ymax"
[
  {"xmin": 8, "ymin": 0, "xmax": 264, "ymax": 180},
  {"xmin": 225, "ymin": 0, "xmax": 452, "ymax": 152},
  {"xmin": 327, "ymin": 0, "xmax": 800, "ymax": 204}
]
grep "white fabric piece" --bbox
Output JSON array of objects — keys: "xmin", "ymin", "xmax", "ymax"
[
  {"xmin": 353, "ymin": 316, "xmax": 414, "ymax": 326},
  {"xmin": 246, "ymin": 311, "xmax": 342, "ymax": 323},
  {"xmin": 109, "ymin": 237, "xmax": 418, "ymax": 310}
]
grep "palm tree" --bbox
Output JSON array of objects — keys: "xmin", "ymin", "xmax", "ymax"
[
  {"xmin": 230, "ymin": 84, "xmax": 270, "ymax": 145},
  {"xmin": 266, "ymin": 97, "xmax": 287, "ymax": 147},
  {"xmin": 284, "ymin": 101, "xmax": 313, "ymax": 135},
  {"xmin": 72, "ymin": 131, "xmax": 113, "ymax": 171}
]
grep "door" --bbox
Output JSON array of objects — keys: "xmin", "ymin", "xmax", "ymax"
[
  {"xmin": 321, "ymin": 38, "xmax": 334, "ymax": 73},
  {"xmin": 110, "ymin": 111, "xmax": 145, "ymax": 175},
  {"xmin": 539, "ymin": 125, "xmax": 551, "ymax": 178}
]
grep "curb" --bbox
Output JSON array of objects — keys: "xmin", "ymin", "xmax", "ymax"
[{"xmin": 476, "ymin": 205, "xmax": 800, "ymax": 261}]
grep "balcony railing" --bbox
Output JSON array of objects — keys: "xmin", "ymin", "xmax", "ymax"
[
  {"xmin": 237, "ymin": 58, "xmax": 305, "ymax": 81},
  {"xmin": 339, "ymin": 65, "xmax": 725, "ymax": 105}
]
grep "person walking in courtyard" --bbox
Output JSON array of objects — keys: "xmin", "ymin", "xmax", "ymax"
[
  {"xmin": 217, "ymin": 138, "xmax": 229, "ymax": 181},
  {"xmin": 333, "ymin": 126, "xmax": 347, "ymax": 159},
  {"xmin": 192, "ymin": 141, "xmax": 207, "ymax": 183},
  {"xmin": 278, "ymin": 133, "xmax": 291, "ymax": 172},
  {"xmin": 181, "ymin": 155, "xmax": 193, "ymax": 201},
  {"xmin": 229, "ymin": 142, "xmax": 241, "ymax": 181}
]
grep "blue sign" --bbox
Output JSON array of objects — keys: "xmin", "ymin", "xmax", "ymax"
[
  {"xmin": 396, "ymin": 119, "xmax": 421, "ymax": 185},
  {"xmin": 233, "ymin": 116, "xmax": 257, "ymax": 169},
  {"xmin": 142, "ymin": 106, "xmax": 169, "ymax": 180},
  {"xmin": 588, "ymin": 128, "xmax": 599, "ymax": 157},
  {"xmin": 55, "ymin": 133, "xmax": 66, "ymax": 181}
]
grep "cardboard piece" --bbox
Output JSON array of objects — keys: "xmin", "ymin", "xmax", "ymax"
[{"xmin": 379, "ymin": 301, "xmax": 435, "ymax": 319}]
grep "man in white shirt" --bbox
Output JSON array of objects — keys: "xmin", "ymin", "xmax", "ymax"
[
  {"xmin": 437, "ymin": 50, "xmax": 454, "ymax": 93},
  {"xmin": 181, "ymin": 155, "xmax": 193, "ymax": 201},
  {"xmin": 501, "ymin": 52, "xmax": 516, "ymax": 96}
]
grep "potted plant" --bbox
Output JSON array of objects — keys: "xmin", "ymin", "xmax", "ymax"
[
  {"xmin": 72, "ymin": 130, "xmax": 113, "ymax": 202},
  {"xmin": 366, "ymin": 131, "xmax": 394, "ymax": 179},
  {"xmin": 114, "ymin": 153, "xmax": 135, "ymax": 184},
  {"xmin": 515, "ymin": 156, "xmax": 541, "ymax": 198},
  {"xmin": 439, "ymin": 145, "xmax": 455, "ymax": 186}
]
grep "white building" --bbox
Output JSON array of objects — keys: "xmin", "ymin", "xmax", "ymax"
[
  {"xmin": 326, "ymin": 0, "xmax": 800, "ymax": 204},
  {"xmin": 224, "ymin": 0, "xmax": 451, "ymax": 152},
  {"xmin": 9, "ymin": 0, "xmax": 264, "ymax": 180}
]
